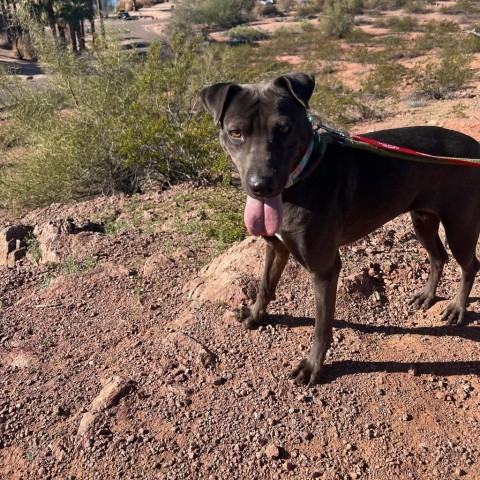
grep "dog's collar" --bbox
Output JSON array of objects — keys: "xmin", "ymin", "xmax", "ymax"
[{"xmin": 285, "ymin": 132, "xmax": 327, "ymax": 188}]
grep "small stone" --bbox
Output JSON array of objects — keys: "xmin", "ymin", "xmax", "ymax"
[
  {"xmin": 304, "ymin": 432, "xmax": 314, "ymax": 441},
  {"xmin": 401, "ymin": 413, "xmax": 412, "ymax": 421},
  {"xmin": 284, "ymin": 461, "xmax": 295, "ymax": 471},
  {"xmin": 455, "ymin": 468, "xmax": 467, "ymax": 477},
  {"xmin": 212, "ymin": 376, "xmax": 227, "ymax": 386},
  {"xmin": 265, "ymin": 443, "xmax": 281, "ymax": 459}
]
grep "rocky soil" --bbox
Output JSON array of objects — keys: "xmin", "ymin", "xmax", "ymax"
[
  {"xmin": 1, "ymin": 2, "xmax": 480, "ymax": 480},
  {"xmin": 0, "ymin": 181, "xmax": 479, "ymax": 480}
]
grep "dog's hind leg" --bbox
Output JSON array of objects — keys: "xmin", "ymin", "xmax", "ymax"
[
  {"xmin": 235, "ymin": 236, "xmax": 290, "ymax": 329},
  {"xmin": 441, "ymin": 222, "xmax": 480, "ymax": 325},
  {"xmin": 409, "ymin": 211, "xmax": 449, "ymax": 311}
]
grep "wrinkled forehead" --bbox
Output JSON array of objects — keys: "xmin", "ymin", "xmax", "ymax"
[{"xmin": 223, "ymin": 82, "xmax": 294, "ymax": 125}]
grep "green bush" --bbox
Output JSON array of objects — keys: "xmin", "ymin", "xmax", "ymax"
[
  {"xmin": 170, "ymin": 0, "xmax": 255, "ymax": 30},
  {"xmin": 364, "ymin": 0, "xmax": 407, "ymax": 11},
  {"xmin": 295, "ymin": 4, "xmax": 319, "ymax": 19},
  {"xmin": 440, "ymin": 0, "xmax": 480, "ymax": 15},
  {"xmin": 412, "ymin": 53, "xmax": 475, "ymax": 99},
  {"xmin": 319, "ymin": 0, "xmax": 354, "ymax": 38},
  {"xmin": 0, "ymin": 32, "xmax": 229, "ymax": 211},
  {"xmin": 258, "ymin": 5, "xmax": 282, "ymax": 17},
  {"xmin": 363, "ymin": 61, "xmax": 409, "ymax": 98},
  {"xmin": 310, "ymin": 76, "xmax": 378, "ymax": 128},
  {"xmin": 225, "ymin": 26, "xmax": 269, "ymax": 42},
  {"xmin": 117, "ymin": 37, "xmax": 228, "ymax": 187},
  {"xmin": 373, "ymin": 15, "xmax": 419, "ymax": 32},
  {"xmin": 404, "ymin": 0, "xmax": 434, "ymax": 14}
]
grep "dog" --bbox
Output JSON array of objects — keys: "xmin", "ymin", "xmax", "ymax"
[{"xmin": 201, "ymin": 73, "xmax": 480, "ymax": 385}]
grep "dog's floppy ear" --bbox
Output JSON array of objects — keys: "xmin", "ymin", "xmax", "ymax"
[
  {"xmin": 274, "ymin": 73, "xmax": 315, "ymax": 109},
  {"xmin": 200, "ymin": 82, "xmax": 241, "ymax": 125}
]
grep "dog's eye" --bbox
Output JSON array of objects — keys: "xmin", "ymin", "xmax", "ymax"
[
  {"xmin": 229, "ymin": 130, "xmax": 243, "ymax": 140},
  {"xmin": 278, "ymin": 125, "xmax": 290, "ymax": 134}
]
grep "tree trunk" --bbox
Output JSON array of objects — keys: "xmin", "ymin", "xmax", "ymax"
[
  {"xmin": 45, "ymin": 0, "xmax": 57, "ymax": 37},
  {"xmin": 0, "ymin": 0, "xmax": 12, "ymax": 47},
  {"xmin": 77, "ymin": 20, "xmax": 85, "ymax": 50},
  {"xmin": 58, "ymin": 24, "xmax": 67, "ymax": 45},
  {"xmin": 68, "ymin": 22, "xmax": 77, "ymax": 52}
]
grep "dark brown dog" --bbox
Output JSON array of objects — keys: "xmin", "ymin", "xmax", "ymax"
[{"xmin": 201, "ymin": 73, "xmax": 480, "ymax": 385}]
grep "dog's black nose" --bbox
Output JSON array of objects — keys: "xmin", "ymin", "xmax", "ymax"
[{"xmin": 249, "ymin": 176, "xmax": 275, "ymax": 197}]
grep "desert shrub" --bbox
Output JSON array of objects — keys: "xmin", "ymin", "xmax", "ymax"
[
  {"xmin": 116, "ymin": 37, "xmax": 228, "ymax": 187},
  {"xmin": 205, "ymin": 41, "xmax": 288, "ymax": 84},
  {"xmin": 319, "ymin": 0, "xmax": 354, "ymax": 38},
  {"xmin": 311, "ymin": 37, "xmax": 340, "ymax": 60},
  {"xmin": 0, "ymin": 32, "xmax": 230, "ymax": 211},
  {"xmin": 413, "ymin": 20, "xmax": 460, "ymax": 52},
  {"xmin": 440, "ymin": 0, "xmax": 479, "ymax": 15},
  {"xmin": 349, "ymin": 45, "xmax": 388, "ymax": 64},
  {"xmin": 364, "ymin": 0, "xmax": 407, "ymax": 11},
  {"xmin": 170, "ymin": 0, "xmax": 254, "ymax": 29},
  {"xmin": 345, "ymin": 28, "xmax": 374, "ymax": 43},
  {"xmin": 403, "ymin": 0, "xmax": 434, "ymax": 13},
  {"xmin": 423, "ymin": 19, "xmax": 460, "ymax": 36},
  {"xmin": 276, "ymin": 0, "xmax": 296, "ymax": 12},
  {"xmin": 300, "ymin": 20, "xmax": 315, "ymax": 31},
  {"xmin": 412, "ymin": 53, "xmax": 475, "ymax": 99},
  {"xmin": 258, "ymin": 5, "xmax": 282, "ymax": 17},
  {"xmin": 225, "ymin": 26, "xmax": 269, "ymax": 42},
  {"xmin": 346, "ymin": 0, "xmax": 365, "ymax": 14},
  {"xmin": 0, "ymin": 31, "xmax": 138, "ymax": 208},
  {"xmin": 373, "ymin": 15, "xmax": 418, "ymax": 32},
  {"xmin": 295, "ymin": 4, "xmax": 319, "ymax": 18},
  {"xmin": 310, "ymin": 76, "xmax": 377, "ymax": 127},
  {"xmin": 463, "ymin": 31, "xmax": 480, "ymax": 53},
  {"xmin": 363, "ymin": 61, "xmax": 409, "ymax": 97}
]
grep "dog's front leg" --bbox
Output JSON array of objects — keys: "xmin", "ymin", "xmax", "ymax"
[
  {"xmin": 291, "ymin": 252, "xmax": 341, "ymax": 386},
  {"xmin": 235, "ymin": 236, "xmax": 290, "ymax": 329}
]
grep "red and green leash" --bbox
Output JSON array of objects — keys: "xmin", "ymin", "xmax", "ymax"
[{"xmin": 315, "ymin": 123, "xmax": 480, "ymax": 168}]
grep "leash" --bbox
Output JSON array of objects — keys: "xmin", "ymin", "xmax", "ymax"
[
  {"xmin": 286, "ymin": 122, "xmax": 480, "ymax": 188},
  {"xmin": 315, "ymin": 123, "xmax": 480, "ymax": 168}
]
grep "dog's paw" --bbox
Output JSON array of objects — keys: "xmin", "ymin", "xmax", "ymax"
[
  {"xmin": 290, "ymin": 357, "xmax": 323, "ymax": 386},
  {"xmin": 409, "ymin": 289, "xmax": 436, "ymax": 311},
  {"xmin": 441, "ymin": 302, "xmax": 466, "ymax": 325},
  {"xmin": 233, "ymin": 306, "xmax": 261, "ymax": 330}
]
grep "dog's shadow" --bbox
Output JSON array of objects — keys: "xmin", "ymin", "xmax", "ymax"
[
  {"xmin": 268, "ymin": 312, "xmax": 480, "ymax": 340},
  {"xmin": 262, "ymin": 312, "xmax": 480, "ymax": 381},
  {"xmin": 321, "ymin": 359, "xmax": 480, "ymax": 382}
]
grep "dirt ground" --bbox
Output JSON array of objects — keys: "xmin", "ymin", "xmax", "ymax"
[{"xmin": 1, "ymin": 2, "xmax": 480, "ymax": 480}]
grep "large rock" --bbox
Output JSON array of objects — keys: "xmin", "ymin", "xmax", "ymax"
[
  {"xmin": 76, "ymin": 376, "xmax": 135, "ymax": 445},
  {"xmin": 0, "ymin": 224, "xmax": 33, "ymax": 267},
  {"xmin": 187, "ymin": 237, "xmax": 265, "ymax": 306},
  {"xmin": 33, "ymin": 219, "xmax": 105, "ymax": 264},
  {"xmin": 142, "ymin": 251, "xmax": 173, "ymax": 277}
]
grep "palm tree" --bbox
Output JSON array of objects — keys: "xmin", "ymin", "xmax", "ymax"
[{"xmin": 55, "ymin": 0, "xmax": 93, "ymax": 51}]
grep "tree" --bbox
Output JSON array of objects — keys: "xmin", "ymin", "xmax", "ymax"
[{"xmin": 54, "ymin": 0, "xmax": 93, "ymax": 51}]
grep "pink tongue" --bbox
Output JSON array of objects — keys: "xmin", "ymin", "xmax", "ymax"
[{"xmin": 244, "ymin": 194, "xmax": 283, "ymax": 237}]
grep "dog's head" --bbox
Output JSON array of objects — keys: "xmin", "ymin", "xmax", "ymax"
[
  {"xmin": 201, "ymin": 73, "xmax": 315, "ymax": 197},
  {"xmin": 201, "ymin": 73, "xmax": 315, "ymax": 236}
]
